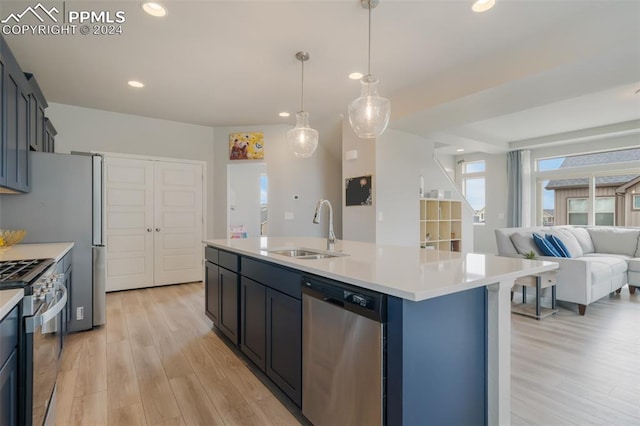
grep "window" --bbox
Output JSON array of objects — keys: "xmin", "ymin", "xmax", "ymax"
[
  {"xmin": 567, "ymin": 197, "xmax": 615, "ymax": 226},
  {"xmin": 464, "ymin": 161, "xmax": 485, "ymax": 174},
  {"xmin": 260, "ymin": 174, "xmax": 268, "ymax": 235},
  {"xmin": 535, "ymin": 147, "xmax": 640, "ymax": 226},
  {"xmin": 461, "ymin": 160, "xmax": 485, "ymax": 224},
  {"xmin": 541, "ymin": 180, "xmax": 555, "ymax": 226},
  {"xmin": 567, "ymin": 198, "xmax": 588, "ymax": 225},
  {"xmin": 595, "ymin": 197, "xmax": 615, "ymax": 225},
  {"xmin": 536, "ymin": 147, "xmax": 640, "ymax": 171}
]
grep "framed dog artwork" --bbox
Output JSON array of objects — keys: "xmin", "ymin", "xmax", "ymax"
[{"xmin": 229, "ymin": 132, "xmax": 264, "ymax": 160}]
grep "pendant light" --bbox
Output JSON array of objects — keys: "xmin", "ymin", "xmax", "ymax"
[
  {"xmin": 348, "ymin": 0, "xmax": 391, "ymax": 139},
  {"xmin": 287, "ymin": 51, "xmax": 319, "ymax": 158}
]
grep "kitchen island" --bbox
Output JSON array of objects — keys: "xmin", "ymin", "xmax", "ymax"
[{"xmin": 203, "ymin": 237, "xmax": 557, "ymax": 425}]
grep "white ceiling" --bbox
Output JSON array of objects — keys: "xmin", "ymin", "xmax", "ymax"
[{"xmin": 3, "ymin": 0, "xmax": 639, "ymax": 157}]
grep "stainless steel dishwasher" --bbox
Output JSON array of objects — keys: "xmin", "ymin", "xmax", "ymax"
[{"xmin": 302, "ymin": 277, "xmax": 386, "ymax": 426}]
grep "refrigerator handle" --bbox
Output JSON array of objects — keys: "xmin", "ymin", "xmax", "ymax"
[{"xmin": 92, "ymin": 155, "xmax": 104, "ymax": 246}]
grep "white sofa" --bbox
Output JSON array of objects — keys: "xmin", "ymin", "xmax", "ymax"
[{"xmin": 495, "ymin": 226, "xmax": 640, "ymax": 315}]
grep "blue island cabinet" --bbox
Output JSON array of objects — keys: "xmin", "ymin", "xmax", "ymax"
[
  {"xmin": 386, "ymin": 287, "xmax": 487, "ymax": 426},
  {"xmin": 0, "ymin": 305, "xmax": 19, "ymax": 426}
]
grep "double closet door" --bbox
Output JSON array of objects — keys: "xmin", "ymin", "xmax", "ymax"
[{"xmin": 104, "ymin": 157, "xmax": 204, "ymax": 292}]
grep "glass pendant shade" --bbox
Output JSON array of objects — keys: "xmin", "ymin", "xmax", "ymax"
[
  {"xmin": 287, "ymin": 111, "xmax": 318, "ymax": 158},
  {"xmin": 348, "ymin": 75, "xmax": 390, "ymax": 138}
]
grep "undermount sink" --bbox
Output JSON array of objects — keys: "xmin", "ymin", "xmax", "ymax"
[
  {"xmin": 268, "ymin": 248, "xmax": 347, "ymax": 260},
  {"xmin": 269, "ymin": 249, "xmax": 318, "ymax": 257}
]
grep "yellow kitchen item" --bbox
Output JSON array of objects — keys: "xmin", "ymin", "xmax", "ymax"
[{"xmin": 0, "ymin": 229, "xmax": 26, "ymax": 248}]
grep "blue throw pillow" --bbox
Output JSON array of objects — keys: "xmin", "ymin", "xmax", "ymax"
[
  {"xmin": 546, "ymin": 234, "xmax": 571, "ymax": 258},
  {"xmin": 532, "ymin": 233, "xmax": 561, "ymax": 257}
]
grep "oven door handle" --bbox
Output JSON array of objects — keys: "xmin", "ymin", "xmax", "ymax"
[{"xmin": 25, "ymin": 284, "xmax": 67, "ymax": 333}]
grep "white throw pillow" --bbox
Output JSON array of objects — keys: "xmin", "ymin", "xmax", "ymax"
[
  {"xmin": 567, "ymin": 227, "xmax": 595, "ymax": 254},
  {"xmin": 545, "ymin": 228, "xmax": 583, "ymax": 257},
  {"xmin": 509, "ymin": 232, "xmax": 542, "ymax": 256},
  {"xmin": 587, "ymin": 227, "xmax": 640, "ymax": 256}
]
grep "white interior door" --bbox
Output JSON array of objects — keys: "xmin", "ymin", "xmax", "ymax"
[
  {"xmin": 104, "ymin": 157, "xmax": 154, "ymax": 291},
  {"xmin": 153, "ymin": 162, "xmax": 203, "ymax": 286}
]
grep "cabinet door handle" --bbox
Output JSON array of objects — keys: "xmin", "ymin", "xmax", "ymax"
[
  {"xmin": 155, "ymin": 228, "xmax": 161, "ymax": 232},
  {"xmin": 147, "ymin": 228, "xmax": 152, "ymax": 232}
]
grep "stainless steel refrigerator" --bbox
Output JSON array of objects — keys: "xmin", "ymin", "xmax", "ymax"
[{"xmin": 0, "ymin": 151, "xmax": 106, "ymax": 331}]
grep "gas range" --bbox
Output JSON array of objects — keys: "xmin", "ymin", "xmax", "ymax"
[
  {"xmin": 0, "ymin": 257, "xmax": 67, "ymax": 426},
  {"xmin": 0, "ymin": 258, "xmax": 55, "ymax": 291}
]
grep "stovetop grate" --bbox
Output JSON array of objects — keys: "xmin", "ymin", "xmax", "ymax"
[{"xmin": 0, "ymin": 258, "xmax": 54, "ymax": 286}]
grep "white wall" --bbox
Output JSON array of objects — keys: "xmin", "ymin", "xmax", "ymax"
[
  {"xmin": 341, "ymin": 120, "xmax": 376, "ymax": 243},
  {"xmin": 213, "ymin": 124, "xmax": 342, "ymax": 239},
  {"xmin": 455, "ymin": 152, "xmax": 508, "ymax": 254},
  {"xmin": 47, "ymin": 103, "xmax": 216, "ymax": 237},
  {"xmin": 436, "ymin": 153, "xmax": 456, "ymax": 181},
  {"xmin": 228, "ymin": 163, "xmax": 265, "ymax": 238},
  {"xmin": 377, "ymin": 129, "xmax": 473, "ymax": 250},
  {"xmin": 342, "ymin": 125, "xmax": 473, "ymax": 251}
]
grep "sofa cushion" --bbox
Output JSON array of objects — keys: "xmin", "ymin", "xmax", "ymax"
[
  {"xmin": 545, "ymin": 228, "xmax": 583, "ymax": 257},
  {"xmin": 583, "ymin": 259, "xmax": 613, "ymax": 284},
  {"xmin": 546, "ymin": 234, "xmax": 571, "ymax": 257},
  {"xmin": 581, "ymin": 253, "xmax": 632, "ymax": 261},
  {"xmin": 587, "ymin": 227, "xmax": 640, "ymax": 256},
  {"xmin": 627, "ymin": 258, "xmax": 640, "ymax": 272},
  {"xmin": 509, "ymin": 232, "xmax": 542, "ymax": 256},
  {"xmin": 583, "ymin": 256, "xmax": 628, "ymax": 276},
  {"xmin": 533, "ymin": 233, "xmax": 562, "ymax": 257},
  {"xmin": 566, "ymin": 227, "xmax": 595, "ymax": 254},
  {"xmin": 628, "ymin": 270, "xmax": 640, "ymax": 285}
]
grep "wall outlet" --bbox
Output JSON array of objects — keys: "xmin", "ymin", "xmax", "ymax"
[
  {"xmin": 284, "ymin": 212, "xmax": 295, "ymax": 220},
  {"xmin": 378, "ymin": 211, "xmax": 384, "ymax": 221},
  {"xmin": 76, "ymin": 307, "xmax": 84, "ymax": 321}
]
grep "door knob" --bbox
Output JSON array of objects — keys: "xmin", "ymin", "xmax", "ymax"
[
  {"xmin": 147, "ymin": 228, "xmax": 152, "ymax": 232},
  {"xmin": 155, "ymin": 228, "xmax": 161, "ymax": 232}
]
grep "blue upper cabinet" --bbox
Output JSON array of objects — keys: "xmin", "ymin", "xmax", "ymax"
[
  {"xmin": 1, "ymin": 35, "xmax": 31, "ymax": 193},
  {"xmin": 25, "ymin": 73, "xmax": 48, "ymax": 153}
]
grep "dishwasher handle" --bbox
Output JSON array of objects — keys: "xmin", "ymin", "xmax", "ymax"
[
  {"xmin": 302, "ymin": 278, "xmax": 386, "ymax": 323},
  {"xmin": 322, "ymin": 296, "xmax": 345, "ymax": 308}
]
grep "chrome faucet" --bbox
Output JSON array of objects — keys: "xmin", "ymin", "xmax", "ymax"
[{"xmin": 313, "ymin": 199, "xmax": 336, "ymax": 251}]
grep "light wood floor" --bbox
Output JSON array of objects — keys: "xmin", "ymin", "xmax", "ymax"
[
  {"xmin": 55, "ymin": 282, "xmax": 300, "ymax": 426},
  {"xmin": 56, "ymin": 282, "xmax": 640, "ymax": 425},
  {"xmin": 511, "ymin": 286, "xmax": 640, "ymax": 425}
]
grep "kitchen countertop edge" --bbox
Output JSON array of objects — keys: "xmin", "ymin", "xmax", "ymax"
[
  {"xmin": 0, "ymin": 288, "xmax": 24, "ymax": 319},
  {"xmin": 203, "ymin": 238, "xmax": 558, "ymax": 302},
  {"xmin": 0, "ymin": 242, "xmax": 75, "ymax": 263}
]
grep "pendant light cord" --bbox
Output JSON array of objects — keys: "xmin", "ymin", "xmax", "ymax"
[
  {"xmin": 368, "ymin": 0, "xmax": 372, "ymax": 76},
  {"xmin": 301, "ymin": 58, "xmax": 305, "ymax": 111}
]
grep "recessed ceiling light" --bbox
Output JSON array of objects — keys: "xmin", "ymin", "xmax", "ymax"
[
  {"xmin": 349, "ymin": 72, "xmax": 364, "ymax": 80},
  {"xmin": 278, "ymin": 112, "xmax": 290, "ymax": 117},
  {"xmin": 128, "ymin": 80, "xmax": 144, "ymax": 88},
  {"xmin": 456, "ymin": 148, "xmax": 465, "ymax": 152},
  {"xmin": 472, "ymin": 0, "xmax": 495, "ymax": 13},
  {"xmin": 142, "ymin": 2, "xmax": 167, "ymax": 17}
]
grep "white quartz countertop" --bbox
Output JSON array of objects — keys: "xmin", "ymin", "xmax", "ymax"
[
  {"xmin": 203, "ymin": 237, "xmax": 558, "ymax": 301},
  {"xmin": 0, "ymin": 242, "xmax": 74, "ymax": 263},
  {"xmin": 0, "ymin": 288, "xmax": 23, "ymax": 319}
]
